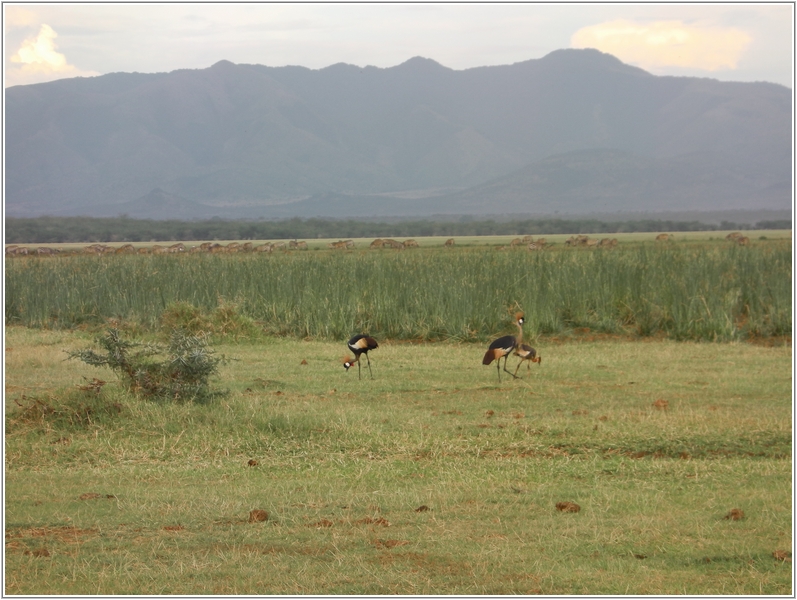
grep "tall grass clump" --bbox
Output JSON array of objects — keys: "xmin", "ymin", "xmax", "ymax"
[{"xmin": 4, "ymin": 241, "xmax": 791, "ymax": 341}]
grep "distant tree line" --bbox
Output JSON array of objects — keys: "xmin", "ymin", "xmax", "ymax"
[{"xmin": 4, "ymin": 215, "xmax": 791, "ymax": 245}]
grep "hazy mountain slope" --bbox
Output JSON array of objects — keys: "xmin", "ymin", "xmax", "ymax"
[
  {"xmin": 238, "ymin": 148, "xmax": 785, "ymax": 219},
  {"xmin": 5, "ymin": 61, "xmax": 403, "ymax": 213},
  {"xmin": 4, "ymin": 49, "xmax": 791, "ymax": 219},
  {"xmin": 429, "ymin": 148, "xmax": 788, "ymax": 215}
]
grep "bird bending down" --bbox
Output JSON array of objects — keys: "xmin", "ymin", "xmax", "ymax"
[
  {"xmin": 513, "ymin": 344, "xmax": 541, "ymax": 377},
  {"xmin": 343, "ymin": 334, "xmax": 379, "ymax": 379},
  {"xmin": 482, "ymin": 313, "xmax": 524, "ymax": 382}
]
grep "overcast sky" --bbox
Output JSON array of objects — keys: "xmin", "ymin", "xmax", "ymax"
[{"xmin": 4, "ymin": 3, "xmax": 794, "ymax": 89}]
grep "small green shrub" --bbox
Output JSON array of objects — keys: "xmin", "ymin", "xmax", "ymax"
[{"xmin": 67, "ymin": 328, "xmax": 228, "ymax": 403}]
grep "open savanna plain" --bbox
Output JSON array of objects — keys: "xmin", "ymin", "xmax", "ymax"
[{"xmin": 4, "ymin": 233, "xmax": 793, "ymax": 594}]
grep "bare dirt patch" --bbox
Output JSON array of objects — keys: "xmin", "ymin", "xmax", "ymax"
[
  {"xmin": 373, "ymin": 539, "xmax": 410, "ymax": 549},
  {"xmin": 724, "ymin": 508, "xmax": 745, "ymax": 521},
  {"xmin": 309, "ymin": 519, "xmax": 334, "ymax": 528},
  {"xmin": 241, "ymin": 543, "xmax": 331, "ymax": 556},
  {"xmin": 6, "ymin": 525, "xmax": 99, "ymax": 555},
  {"xmin": 79, "ymin": 493, "xmax": 116, "ymax": 500},
  {"xmin": 556, "ymin": 501, "xmax": 581, "ymax": 513},
  {"xmin": 355, "ymin": 517, "xmax": 390, "ymax": 527},
  {"xmin": 248, "ymin": 509, "xmax": 269, "ymax": 523},
  {"xmin": 772, "ymin": 550, "xmax": 792, "ymax": 562}
]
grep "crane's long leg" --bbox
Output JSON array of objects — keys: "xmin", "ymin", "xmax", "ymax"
[
  {"xmin": 365, "ymin": 352, "xmax": 373, "ymax": 379},
  {"xmin": 503, "ymin": 355, "xmax": 518, "ymax": 379},
  {"xmin": 514, "ymin": 359, "xmax": 524, "ymax": 378},
  {"xmin": 357, "ymin": 357, "xmax": 362, "ymax": 380},
  {"xmin": 496, "ymin": 359, "xmax": 501, "ymax": 382}
]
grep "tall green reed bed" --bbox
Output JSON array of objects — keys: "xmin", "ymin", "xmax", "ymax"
[{"xmin": 5, "ymin": 241, "xmax": 791, "ymax": 341}]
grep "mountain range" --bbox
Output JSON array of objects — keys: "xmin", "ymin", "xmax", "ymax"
[{"xmin": 4, "ymin": 49, "xmax": 791, "ymax": 220}]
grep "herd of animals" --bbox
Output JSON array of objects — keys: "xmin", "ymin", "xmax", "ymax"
[
  {"xmin": 343, "ymin": 313, "xmax": 540, "ymax": 382},
  {"xmin": 4, "ymin": 231, "xmax": 755, "ymax": 257},
  {"xmin": 5, "ymin": 236, "xmax": 541, "ymax": 255}
]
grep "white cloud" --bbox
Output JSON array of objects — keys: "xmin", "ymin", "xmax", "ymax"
[
  {"xmin": 11, "ymin": 24, "xmax": 70, "ymax": 70},
  {"xmin": 571, "ymin": 19, "xmax": 752, "ymax": 72},
  {"xmin": 6, "ymin": 23, "xmax": 99, "ymax": 87}
]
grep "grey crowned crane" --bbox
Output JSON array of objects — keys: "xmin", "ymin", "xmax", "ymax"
[
  {"xmin": 513, "ymin": 344, "xmax": 541, "ymax": 377},
  {"xmin": 482, "ymin": 313, "xmax": 524, "ymax": 382},
  {"xmin": 343, "ymin": 334, "xmax": 379, "ymax": 379}
]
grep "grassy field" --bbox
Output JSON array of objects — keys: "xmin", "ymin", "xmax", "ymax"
[
  {"xmin": 4, "ymin": 235, "xmax": 792, "ymax": 593},
  {"xmin": 4, "ymin": 322, "xmax": 792, "ymax": 594}
]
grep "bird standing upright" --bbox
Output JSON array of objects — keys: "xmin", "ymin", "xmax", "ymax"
[
  {"xmin": 482, "ymin": 313, "xmax": 524, "ymax": 382},
  {"xmin": 343, "ymin": 334, "xmax": 379, "ymax": 379}
]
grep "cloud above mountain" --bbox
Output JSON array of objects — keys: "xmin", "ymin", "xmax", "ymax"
[
  {"xmin": 6, "ymin": 20, "xmax": 99, "ymax": 86},
  {"xmin": 571, "ymin": 19, "xmax": 752, "ymax": 72}
]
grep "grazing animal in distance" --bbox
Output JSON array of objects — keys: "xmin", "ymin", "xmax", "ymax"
[
  {"xmin": 513, "ymin": 344, "xmax": 541, "ymax": 377},
  {"xmin": 343, "ymin": 334, "xmax": 379, "ymax": 379},
  {"xmin": 482, "ymin": 313, "xmax": 524, "ymax": 382},
  {"xmin": 383, "ymin": 239, "xmax": 404, "ymax": 249}
]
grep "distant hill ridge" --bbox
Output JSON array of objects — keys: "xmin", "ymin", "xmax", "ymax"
[{"xmin": 5, "ymin": 49, "xmax": 790, "ymax": 219}]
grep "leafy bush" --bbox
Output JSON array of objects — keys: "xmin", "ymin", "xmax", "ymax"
[{"xmin": 68, "ymin": 328, "xmax": 228, "ymax": 403}]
